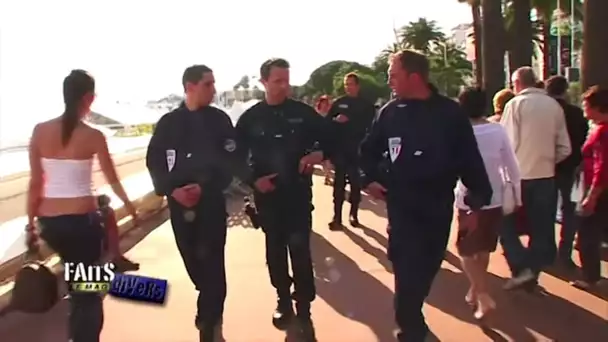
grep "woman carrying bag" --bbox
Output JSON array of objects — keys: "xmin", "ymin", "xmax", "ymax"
[
  {"xmin": 454, "ymin": 88, "xmax": 522, "ymax": 320},
  {"xmin": 22, "ymin": 70, "xmax": 137, "ymax": 342}
]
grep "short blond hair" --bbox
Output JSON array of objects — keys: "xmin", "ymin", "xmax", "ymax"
[{"xmin": 493, "ymin": 89, "xmax": 515, "ymax": 114}]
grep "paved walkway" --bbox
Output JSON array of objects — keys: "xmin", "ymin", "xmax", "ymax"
[{"xmin": 1, "ymin": 176, "xmax": 607, "ymax": 342}]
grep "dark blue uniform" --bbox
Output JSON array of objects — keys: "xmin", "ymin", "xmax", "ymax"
[
  {"xmin": 326, "ymin": 95, "xmax": 376, "ymax": 224},
  {"xmin": 235, "ymin": 98, "xmax": 331, "ymax": 321},
  {"xmin": 146, "ymin": 104, "xmax": 236, "ymax": 332},
  {"xmin": 360, "ymin": 93, "xmax": 492, "ymax": 341}
]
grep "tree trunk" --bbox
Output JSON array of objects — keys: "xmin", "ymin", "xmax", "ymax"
[
  {"xmin": 472, "ymin": 3, "xmax": 483, "ymax": 85},
  {"xmin": 481, "ymin": 0, "xmax": 505, "ymax": 111},
  {"xmin": 508, "ymin": 0, "xmax": 533, "ymax": 73},
  {"xmin": 540, "ymin": 17, "xmax": 551, "ymax": 79},
  {"xmin": 582, "ymin": 0, "xmax": 608, "ymax": 90}
]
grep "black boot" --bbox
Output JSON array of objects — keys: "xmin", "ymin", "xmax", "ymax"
[
  {"xmin": 328, "ymin": 217, "xmax": 343, "ymax": 231},
  {"xmin": 112, "ymin": 255, "xmax": 140, "ymax": 273},
  {"xmin": 349, "ymin": 205, "xmax": 360, "ymax": 227},
  {"xmin": 195, "ymin": 318, "xmax": 221, "ymax": 342},
  {"xmin": 295, "ymin": 302, "xmax": 316, "ymax": 341},
  {"xmin": 272, "ymin": 299, "xmax": 294, "ymax": 330}
]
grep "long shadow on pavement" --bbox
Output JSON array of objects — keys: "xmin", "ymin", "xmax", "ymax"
[
  {"xmin": 357, "ymin": 192, "xmax": 388, "ymax": 219},
  {"xmin": 431, "ymin": 251, "xmax": 608, "ymax": 341},
  {"xmin": 342, "ymin": 225, "xmax": 392, "ymax": 274},
  {"xmin": 311, "ymin": 231, "xmax": 396, "ymax": 342}
]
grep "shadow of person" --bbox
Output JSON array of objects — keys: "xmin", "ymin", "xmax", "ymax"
[
  {"xmin": 311, "ymin": 231, "xmax": 396, "ymax": 342},
  {"xmin": 429, "ymin": 251, "xmax": 608, "ymax": 341},
  {"xmin": 357, "ymin": 224, "xmax": 389, "ymax": 250},
  {"xmin": 356, "ymin": 192, "xmax": 388, "ymax": 218},
  {"xmin": 341, "ymin": 226, "xmax": 392, "ymax": 273}
]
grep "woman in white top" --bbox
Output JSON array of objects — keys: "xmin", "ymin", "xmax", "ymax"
[
  {"xmin": 27, "ymin": 70, "xmax": 136, "ymax": 342},
  {"xmin": 455, "ymin": 88, "xmax": 522, "ymax": 320}
]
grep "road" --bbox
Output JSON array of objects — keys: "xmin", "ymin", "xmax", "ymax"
[
  {"xmin": 0, "ymin": 151, "xmax": 147, "ymax": 224},
  {"xmin": 0, "ymin": 176, "xmax": 606, "ymax": 341}
]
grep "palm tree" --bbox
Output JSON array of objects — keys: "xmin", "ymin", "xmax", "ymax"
[
  {"xmin": 372, "ymin": 27, "xmax": 405, "ymax": 82},
  {"xmin": 429, "ymin": 40, "xmax": 473, "ymax": 97},
  {"xmin": 527, "ymin": 0, "xmax": 582, "ymax": 79},
  {"xmin": 481, "ymin": 0, "xmax": 507, "ymax": 108},
  {"xmin": 582, "ymin": 0, "xmax": 608, "ymax": 89},
  {"xmin": 398, "ymin": 18, "xmax": 446, "ymax": 54},
  {"xmin": 507, "ymin": 0, "xmax": 534, "ymax": 72},
  {"xmin": 458, "ymin": 0, "xmax": 483, "ymax": 85}
]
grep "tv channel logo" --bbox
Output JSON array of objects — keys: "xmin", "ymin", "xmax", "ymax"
[{"xmin": 64, "ymin": 262, "xmax": 168, "ymax": 304}]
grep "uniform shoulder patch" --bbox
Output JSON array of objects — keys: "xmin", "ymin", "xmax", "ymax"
[{"xmin": 224, "ymin": 139, "xmax": 237, "ymax": 152}]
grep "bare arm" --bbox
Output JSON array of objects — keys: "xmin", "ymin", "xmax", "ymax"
[
  {"xmin": 26, "ymin": 125, "xmax": 44, "ymax": 225},
  {"xmin": 94, "ymin": 130, "xmax": 132, "ymax": 206}
]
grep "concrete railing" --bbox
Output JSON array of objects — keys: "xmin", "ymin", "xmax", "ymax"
[{"xmin": 0, "ymin": 173, "xmax": 167, "ymax": 313}]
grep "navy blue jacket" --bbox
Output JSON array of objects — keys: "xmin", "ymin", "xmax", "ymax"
[
  {"xmin": 234, "ymin": 98, "xmax": 332, "ymax": 195},
  {"xmin": 146, "ymin": 104, "xmax": 236, "ymax": 203},
  {"xmin": 360, "ymin": 93, "xmax": 493, "ymax": 220}
]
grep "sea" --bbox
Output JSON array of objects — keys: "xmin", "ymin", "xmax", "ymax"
[{"xmin": 0, "ymin": 99, "xmax": 259, "ymax": 178}]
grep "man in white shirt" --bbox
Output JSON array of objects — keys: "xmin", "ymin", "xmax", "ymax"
[{"xmin": 499, "ymin": 67, "xmax": 571, "ymax": 290}]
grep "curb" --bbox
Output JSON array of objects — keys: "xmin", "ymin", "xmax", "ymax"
[{"xmin": 0, "ymin": 190, "xmax": 166, "ymax": 314}]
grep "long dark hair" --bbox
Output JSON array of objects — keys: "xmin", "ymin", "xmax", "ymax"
[{"xmin": 61, "ymin": 70, "xmax": 95, "ymax": 146}]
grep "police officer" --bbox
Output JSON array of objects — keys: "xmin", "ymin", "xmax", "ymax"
[
  {"xmin": 326, "ymin": 72, "xmax": 376, "ymax": 230},
  {"xmin": 359, "ymin": 50, "xmax": 493, "ymax": 341},
  {"xmin": 146, "ymin": 65, "xmax": 236, "ymax": 342},
  {"xmin": 234, "ymin": 58, "xmax": 330, "ymax": 340}
]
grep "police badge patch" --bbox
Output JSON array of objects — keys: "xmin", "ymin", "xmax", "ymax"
[
  {"xmin": 388, "ymin": 137, "xmax": 402, "ymax": 163},
  {"xmin": 224, "ymin": 139, "xmax": 236, "ymax": 152},
  {"xmin": 165, "ymin": 149, "xmax": 176, "ymax": 171}
]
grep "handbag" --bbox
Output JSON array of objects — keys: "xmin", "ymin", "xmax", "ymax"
[
  {"xmin": 10, "ymin": 225, "xmax": 59, "ymax": 313},
  {"xmin": 501, "ymin": 168, "xmax": 518, "ymax": 215}
]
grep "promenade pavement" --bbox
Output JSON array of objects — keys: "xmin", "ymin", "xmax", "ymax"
[{"xmin": 0, "ymin": 175, "xmax": 607, "ymax": 342}]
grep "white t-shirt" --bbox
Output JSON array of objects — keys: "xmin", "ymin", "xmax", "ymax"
[{"xmin": 455, "ymin": 122, "xmax": 522, "ymax": 210}]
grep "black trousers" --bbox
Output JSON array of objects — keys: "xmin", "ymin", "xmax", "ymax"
[
  {"xmin": 168, "ymin": 200, "xmax": 227, "ymax": 326},
  {"xmin": 388, "ymin": 214, "xmax": 451, "ymax": 342},
  {"xmin": 258, "ymin": 194, "xmax": 315, "ymax": 311},
  {"xmin": 576, "ymin": 192, "xmax": 608, "ymax": 283},
  {"xmin": 332, "ymin": 159, "xmax": 362, "ymax": 220},
  {"xmin": 39, "ymin": 212, "xmax": 105, "ymax": 342}
]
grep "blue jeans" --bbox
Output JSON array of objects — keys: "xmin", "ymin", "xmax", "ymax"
[
  {"xmin": 500, "ymin": 178, "xmax": 557, "ymax": 277},
  {"xmin": 556, "ymin": 171, "xmax": 578, "ymax": 260}
]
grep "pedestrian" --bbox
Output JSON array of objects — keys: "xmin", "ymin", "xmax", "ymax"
[
  {"xmin": 545, "ymin": 75, "xmax": 589, "ymax": 269},
  {"xmin": 488, "ymin": 88, "xmax": 515, "ymax": 123},
  {"xmin": 499, "ymin": 67, "xmax": 572, "ymax": 291},
  {"xmin": 326, "ymin": 72, "xmax": 376, "ymax": 230},
  {"xmin": 455, "ymin": 87, "xmax": 522, "ymax": 320},
  {"xmin": 359, "ymin": 50, "xmax": 493, "ymax": 341},
  {"xmin": 571, "ymin": 85, "xmax": 608, "ymax": 290},
  {"xmin": 315, "ymin": 95, "xmax": 334, "ymax": 185},
  {"xmin": 27, "ymin": 70, "xmax": 137, "ymax": 342},
  {"xmin": 146, "ymin": 65, "xmax": 237, "ymax": 342},
  {"xmin": 234, "ymin": 58, "xmax": 330, "ymax": 341}
]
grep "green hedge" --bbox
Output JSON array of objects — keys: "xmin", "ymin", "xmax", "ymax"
[{"xmin": 114, "ymin": 124, "xmax": 155, "ymax": 137}]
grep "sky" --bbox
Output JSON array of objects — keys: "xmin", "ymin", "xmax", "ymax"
[{"xmin": 0, "ymin": 0, "xmax": 471, "ymax": 143}]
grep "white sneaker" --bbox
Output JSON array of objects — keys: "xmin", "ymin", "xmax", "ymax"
[{"xmin": 503, "ymin": 269, "xmax": 536, "ymax": 290}]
